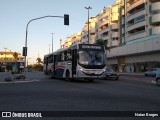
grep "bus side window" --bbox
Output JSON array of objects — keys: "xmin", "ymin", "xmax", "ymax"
[
  {"xmin": 61, "ymin": 52, "xmax": 65, "ymax": 61},
  {"xmin": 56, "ymin": 53, "xmax": 60, "ymax": 62},
  {"xmin": 64, "ymin": 51, "xmax": 67, "ymax": 61},
  {"xmin": 66, "ymin": 50, "xmax": 71, "ymax": 61}
]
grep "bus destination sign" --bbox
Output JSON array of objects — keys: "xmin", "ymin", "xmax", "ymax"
[{"xmin": 79, "ymin": 44, "xmax": 104, "ymax": 50}]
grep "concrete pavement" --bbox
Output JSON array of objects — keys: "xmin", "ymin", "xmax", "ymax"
[{"xmin": 0, "ymin": 71, "xmax": 47, "ymax": 83}]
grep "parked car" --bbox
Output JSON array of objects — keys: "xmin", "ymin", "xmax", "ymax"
[
  {"xmin": 144, "ymin": 68, "xmax": 160, "ymax": 77},
  {"xmin": 105, "ymin": 67, "xmax": 119, "ymax": 80},
  {"xmin": 155, "ymin": 69, "xmax": 160, "ymax": 86}
]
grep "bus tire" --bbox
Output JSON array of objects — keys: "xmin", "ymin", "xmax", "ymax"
[
  {"xmin": 66, "ymin": 70, "xmax": 71, "ymax": 82},
  {"xmin": 156, "ymin": 78, "xmax": 160, "ymax": 86}
]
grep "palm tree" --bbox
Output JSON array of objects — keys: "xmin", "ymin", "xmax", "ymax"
[
  {"xmin": 36, "ymin": 57, "xmax": 42, "ymax": 64},
  {"xmin": 13, "ymin": 52, "xmax": 18, "ymax": 60}
]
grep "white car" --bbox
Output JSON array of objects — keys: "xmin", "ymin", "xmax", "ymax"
[
  {"xmin": 144, "ymin": 68, "xmax": 160, "ymax": 77},
  {"xmin": 155, "ymin": 69, "xmax": 160, "ymax": 86}
]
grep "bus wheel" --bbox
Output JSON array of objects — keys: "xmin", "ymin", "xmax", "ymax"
[{"xmin": 66, "ymin": 70, "xmax": 71, "ymax": 82}]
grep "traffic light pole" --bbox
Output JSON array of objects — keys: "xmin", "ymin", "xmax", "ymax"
[{"xmin": 23, "ymin": 15, "xmax": 69, "ymax": 78}]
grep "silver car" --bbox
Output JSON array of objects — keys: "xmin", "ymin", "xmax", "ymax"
[
  {"xmin": 105, "ymin": 67, "xmax": 119, "ymax": 80},
  {"xmin": 144, "ymin": 68, "xmax": 160, "ymax": 77},
  {"xmin": 155, "ymin": 69, "xmax": 160, "ymax": 86}
]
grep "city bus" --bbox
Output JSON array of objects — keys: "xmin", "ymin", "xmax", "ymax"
[{"xmin": 44, "ymin": 44, "xmax": 106, "ymax": 82}]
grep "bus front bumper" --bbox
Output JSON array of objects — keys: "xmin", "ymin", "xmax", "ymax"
[{"xmin": 77, "ymin": 69, "xmax": 106, "ymax": 79}]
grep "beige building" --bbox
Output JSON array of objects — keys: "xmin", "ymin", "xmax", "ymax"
[
  {"xmin": 97, "ymin": 0, "xmax": 120, "ymax": 48},
  {"xmin": 81, "ymin": 17, "xmax": 97, "ymax": 44},
  {"xmin": 64, "ymin": 36, "xmax": 72, "ymax": 48},
  {"xmin": 62, "ymin": 0, "xmax": 160, "ymax": 72},
  {"xmin": 107, "ymin": 0, "xmax": 160, "ymax": 72},
  {"xmin": 0, "ymin": 49, "xmax": 24, "ymax": 71},
  {"xmin": 71, "ymin": 32, "xmax": 82, "ymax": 45}
]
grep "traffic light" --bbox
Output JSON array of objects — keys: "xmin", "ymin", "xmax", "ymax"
[
  {"xmin": 23, "ymin": 47, "xmax": 27, "ymax": 56},
  {"xmin": 64, "ymin": 14, "xmax": 69, "ymax": 25}
]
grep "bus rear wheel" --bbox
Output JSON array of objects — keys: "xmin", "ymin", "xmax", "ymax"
[{"xmin": 66, "ymin": 70, "xmax": 72, "ymax": 82}]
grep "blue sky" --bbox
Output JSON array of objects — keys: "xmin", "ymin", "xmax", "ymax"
[{"xmin": 0, "ymin": 0, "xmax": 114, "ymax": 63}]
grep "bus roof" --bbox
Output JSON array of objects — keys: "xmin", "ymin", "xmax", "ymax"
[{"xmin": 44, "ymin": 44, "xmax": 104, "ymax": 57}]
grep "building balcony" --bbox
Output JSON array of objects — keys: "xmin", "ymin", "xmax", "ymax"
[
  {"xmin": 97, "ymin": 19, "xmax": 109, "ymax": 28},
  {"xmin": 98, "ymin": 11, "xmax": 110, "ymax": 20},
  {"xmin": 112, "ymin": 6, "xmax": 118, "ymax": 13},
  {"xmin": 111, "ymin": 13, "xmax": 119, "ymax": 22},
  {"xmin": 111, "ymin": 23, "xmax": 119, "ymax": 30},
  {"xmin": 150, "ymin": 0, "xmax": 160, "ymax": 2},
  {"xmin": 112, "ymin": 32, "xmax": 119, "ymax": 38},
  {"xmin": 127, "ymin": 0, "xmax": 144, "ymax": 13},
  {"xmin": 152, "ymin": 26, "xmax": 160, "ymax": 35},
  {"xmin": 121, "ymin": 0, "xmax": 125, "ymax": 7},
  {"xmin": 98, "ymin": 34, "xmax": 110, "ymax": 41},
  {"xmin": 90, "ymin": 28, "xmax": 96, "ymax": 33},
  {"xmin": 82, "ymin": 32, "xmax": 88, "ymax": 38},
  {"xmin": 126, "ymin": 0, "xmax": 131, "ymax": 3},
  {"xmin": 98, "ymin": 27, "xmax": 109, "ymax": 36},
  {"xmin": 150, "ymin": 13, "xmax": 160, "ymax": 24},
  {"xmin": 151, "ymin": 2, "xmax": 160, "ymax": 11},
  {"xmin": 81, "ymin": 37, "xmax": 88, "ymax": 43},
  {"xmin": 127, "ymin": 9, "xmax": 145, "ymax": 22},
  {"xmin": 111, "ymin": 40, "xmax": 119, "ymax": 47},
  {"xmin": 82, "ymin": 26, "xmax": 88, "ymax": 32},
  {"xmin": 127, "ymin": 21, "xmax": 146, "ymax": 32},
  {"xmin": 127, "ymin": 31, "xmax": 146, "ymax": 42}
]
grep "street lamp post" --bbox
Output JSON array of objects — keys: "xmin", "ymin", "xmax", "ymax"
[
  {"xmin": 85, "ymin": 6, "xmax": 92, "ymax": 44},
  {"xmin": 51, "ymin": 33, "xmax": 54, "ymax": 52},
  {"xmin": 60, "ymin": 39, "xmax": 62, "ymax": 49},
  {"xmin": 27, "ymin": 58, "xmax": 31, "ymax": 67},
  {"xmin": 4, "ymin": 47, "xmax": 7, "ymax": 72},
  {"xmin": 49, "ymin": 44, "xmax": 50, "ymax": 53},
  {"xmin": 23, "ymin": 15, "xmax": 69, "ymax": 78}
]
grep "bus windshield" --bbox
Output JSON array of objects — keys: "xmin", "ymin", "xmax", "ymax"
[{"xmin": 79, "ymin": 50, "xmax": 105, "ymax": 65}]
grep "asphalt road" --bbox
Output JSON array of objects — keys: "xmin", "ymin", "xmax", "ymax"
[{"xmin": 0, "ymin": 72, "xmax": 160, "ymax": 119}]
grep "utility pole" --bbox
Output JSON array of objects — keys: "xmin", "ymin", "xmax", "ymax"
[
  {"xmin": 49, "ymin": 44, "xmax": 50, "ymax": 53},
  {"xmin": 85, "ymin": 6, "xmax": 92, "ymax": 44},
  {"xmin": 23, "ymin": 14, "xmax": 69, "ymax": 78},
  {"xmin": 51, "ymin": 33, "xmax": 54, "ymax": 52},
  {"xmin": 4, "ymin": 47, "xmax": 7, "ymax": 72},
  {"xmin": 60, "ymin": 39, "xmax": 62, "ymax": 49}
]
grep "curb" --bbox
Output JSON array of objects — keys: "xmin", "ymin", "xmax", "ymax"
[
  {"xmin": 118, "ymin": 73, "xmax": 144, "ymax": 76},
  {"xmin": 0, "ymin": 79, "xmax": 41, "ymax": 84}
]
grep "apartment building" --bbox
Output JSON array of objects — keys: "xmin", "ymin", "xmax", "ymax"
[
  {"xmin": 64, "ymin": 36, "xmax": 72, "ymax": 48},
  {"xmin": 107, "ymin": 0, "xmax": 160, "ymax": 72},
  {"xmin": 71, "ymin": 32, "xmax": 82, "ymax": 45},
  {"xmin": 97, "ymin": 0, "xmax": 121, "ymax": 49},
  {"xmin": 63, "ymin": 0, "xmax": 160, "ymax": 72},
  {"xmin": 0, "ymin": 49, "xmax": 24, "ymax": 71},
  {"xmin": 81, "ymin": 17, "xmax": 97, "ymax": 44}
]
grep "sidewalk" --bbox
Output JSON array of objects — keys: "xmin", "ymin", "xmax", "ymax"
[
  {"xmin": 118, "ymin": 72, "xmax": 144, "ymax": 76},
  {"xmin": 0, "ymin": 72, "xmax": 26, "ymax": 82},
  {"xmin": 0, "ymin": 71, "xmax": 47, "ymax": 83}
]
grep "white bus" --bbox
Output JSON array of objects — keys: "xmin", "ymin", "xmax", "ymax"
[{"xmin": 44, "ymin": 44, "xmax": 106, "ymax": 82}]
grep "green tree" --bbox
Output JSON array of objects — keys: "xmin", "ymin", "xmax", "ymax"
[
  {"xmin": 95, "ymin": 39, "xmax": 110, "ymax": 51},
  {"xmin": 36, "ymin": 57, "xmax": 42, "ymax": 64},
  {"xmin": 13, "ymin": 52, "xmax": 18, "ymax": 60},
  {"xmin": 95, "ymin": 39, "xmax": 104, "ymax": 45}
]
